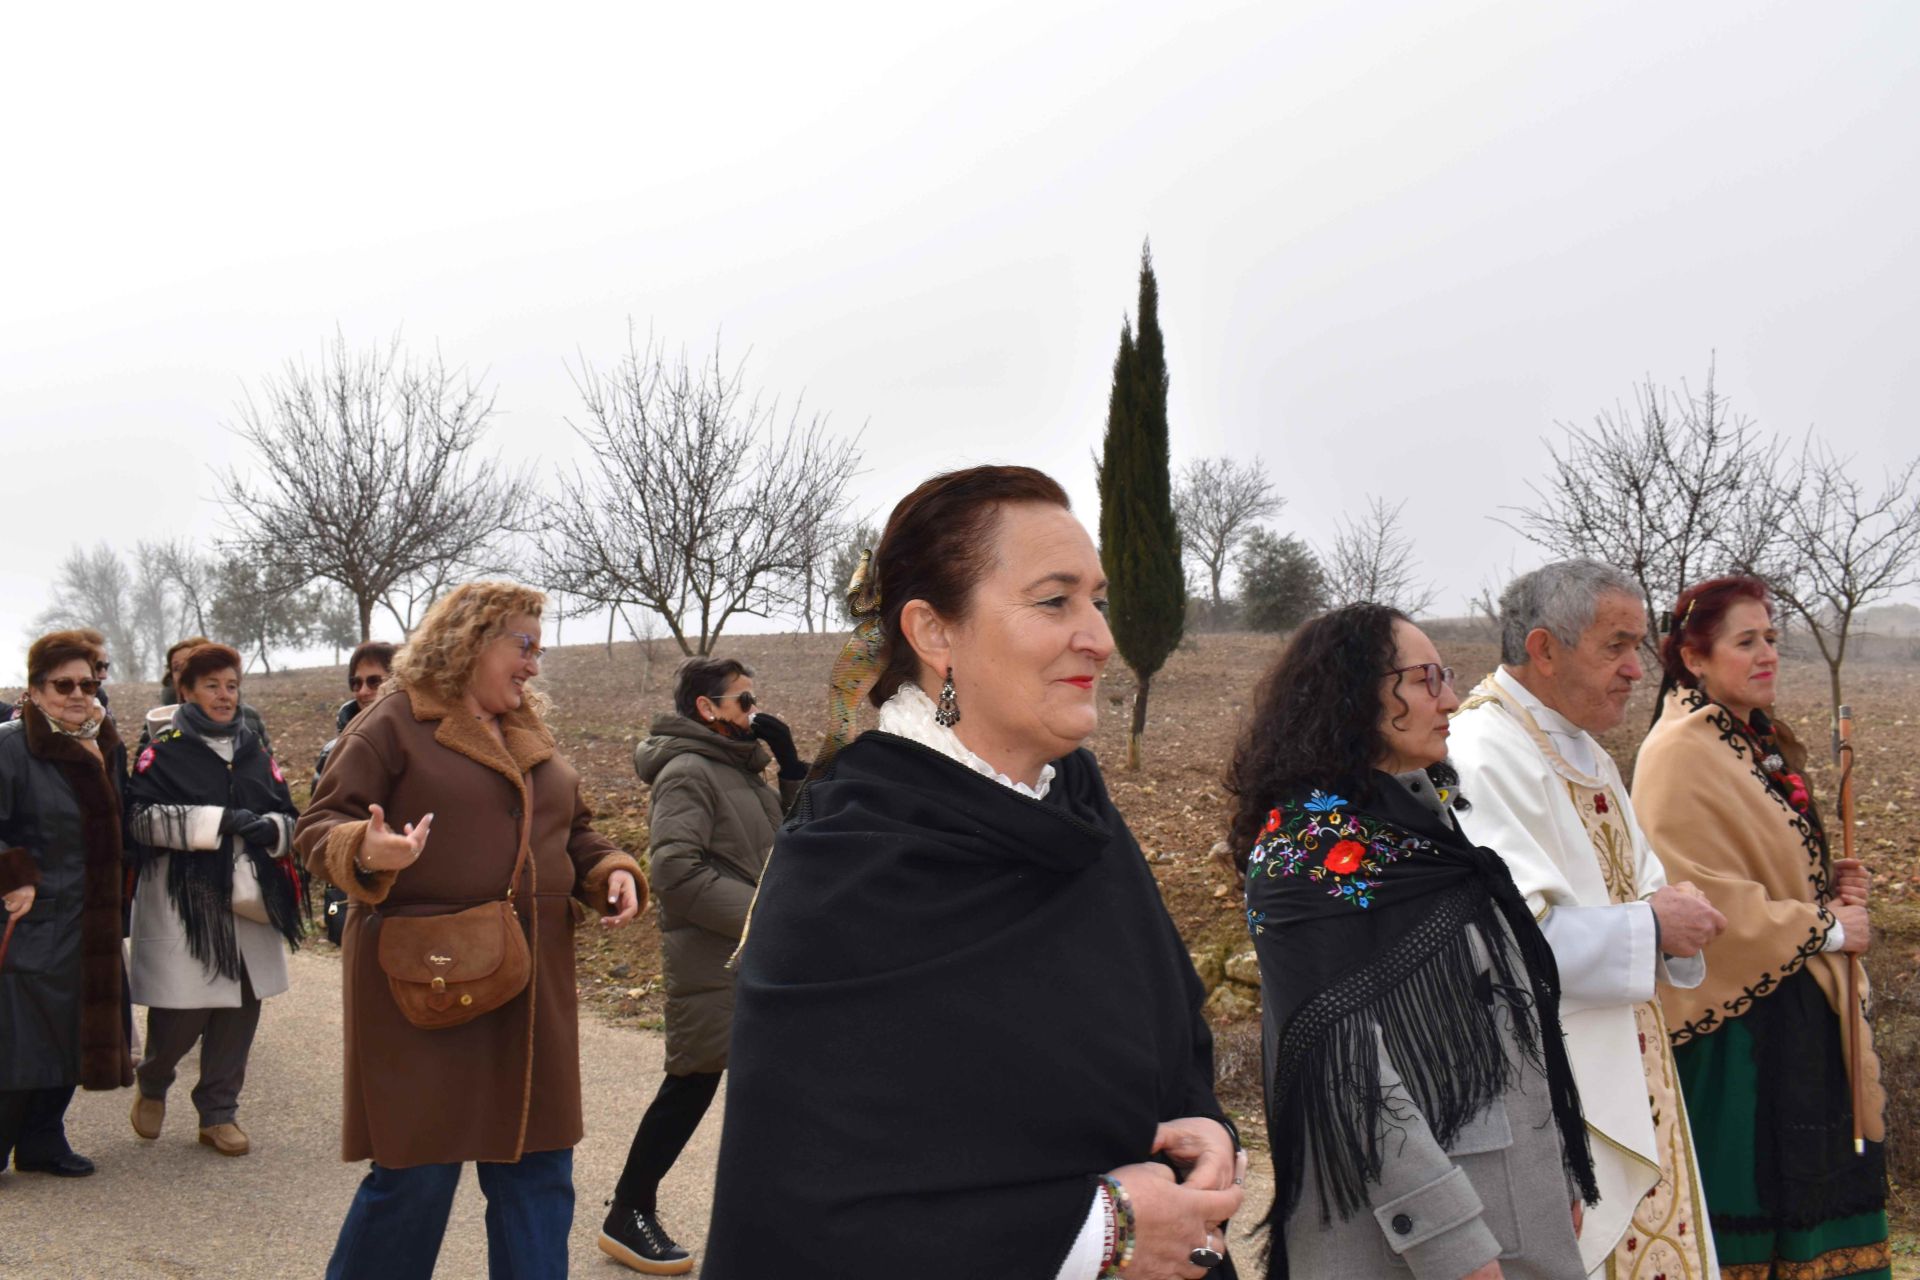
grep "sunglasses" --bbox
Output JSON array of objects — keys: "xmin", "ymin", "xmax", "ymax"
[
  {"xmin": 349, "ymin": 673, "xmax": 386, "ymax": 692},
  {"xmin": 94, "ymin": 661, "xmax": 110, "ymax": 677},
  {"xmin": 708, "ymin": 690, "xmax": 756, "ymax": 712},
  {"xmin": 46, "ymin": 677, "xmax": 103, "ymax": 697},
  {"xmin": 1384, "ymin": 663, "xmax": 1455, "ymax": 698},
  {"xmin": 507, "ymin": 632, "xmax": 546, "ymax": 662}
]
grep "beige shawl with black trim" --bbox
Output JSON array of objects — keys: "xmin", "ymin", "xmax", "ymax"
[{"xmin": 1633, "ymin": 687, "xmax": 1884, "ymax": 1142}]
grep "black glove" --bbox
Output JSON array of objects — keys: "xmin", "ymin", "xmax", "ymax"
[
  {"xmin": 219, "ymin": 808, "xmax": 262, "ymax": 835},
  {"xmin": 749, "ymin": 713, "xmax": 808, "ymax": 780},
  {"xmin": 239, "ymin": 815, "xmax": 282, "ymax": 849}
]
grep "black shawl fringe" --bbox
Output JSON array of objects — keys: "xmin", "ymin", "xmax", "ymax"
[{"xmin": 1260, "ymin": 883, "xmax": 1597, "ymax": 1279}]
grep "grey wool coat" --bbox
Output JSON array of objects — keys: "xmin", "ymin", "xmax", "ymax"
[
  {"xmin": 1282, "ymin": 921, "xmax": 1585, "ymax": 1280},
  {"xmin": 633, "ymin": 715, "xmax": 793, "ymax": 1076}
]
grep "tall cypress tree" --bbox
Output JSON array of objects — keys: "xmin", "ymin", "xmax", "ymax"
[{"xmin": 1097, "ymin": 242, "xmax": 1185, "ymax": 769}]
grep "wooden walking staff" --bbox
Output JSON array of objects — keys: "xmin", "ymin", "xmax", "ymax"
[{"xmin": 1836, "ymin": 704, "xmax": 1866, "ymax": 1156}]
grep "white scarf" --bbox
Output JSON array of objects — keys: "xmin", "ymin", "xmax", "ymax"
[{"xmin": 876, "ymin": 683, "xmax": 1055, "ymax": 800}]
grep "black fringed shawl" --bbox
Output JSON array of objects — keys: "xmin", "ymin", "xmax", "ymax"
[
  {"xmin": 1246, "ymin": 772, "xmax": 1595, "ymax": 1279},
  {"xmin": 126, "ymin": 714, "xmax": 301, "ymax": 980},
  {"xmin": 702, "ymin": 733, "xmax": 1237, "ymax": 1280}
]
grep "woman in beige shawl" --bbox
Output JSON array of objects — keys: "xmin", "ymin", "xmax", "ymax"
[{"xmin": 1633, "ymin": 575, "xmax": 1889, "ymax": 1280}]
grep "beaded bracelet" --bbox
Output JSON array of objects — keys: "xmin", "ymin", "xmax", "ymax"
[{"xmin": 1098, "ymin": 1175, "xmax": 1137, "ymax": 1277}]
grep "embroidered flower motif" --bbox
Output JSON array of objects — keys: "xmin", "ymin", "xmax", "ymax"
[
  {"xmin": 136, "ymin": 746, "xmax": 155, "ymax": 774},
  {"xmin": 1593, "ymin": 793, "xmax": 1609, "ymax": 815},
  {"xmin": 269, "ymin": 756, "xmax": 285, "ymax": 784},
  {"xmin": 1323, "ymin": 840, "xmax": 1366, "ymax": 875},
  {"xmin": 1244, "ymin": 792, "xmax": 1427, "ymax": 910}
]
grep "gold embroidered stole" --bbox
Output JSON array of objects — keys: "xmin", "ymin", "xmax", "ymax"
[{"xmin": 1564, "ymin": 782, "xmax": 1714, "ymax": 1280}]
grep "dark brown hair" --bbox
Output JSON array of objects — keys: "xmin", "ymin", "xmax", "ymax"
[
  {"xmin": 867, "ymin": 465, "xmax": 1073, "ymax": 707},
  {"xmin": 1223, "ymin": 604, "xmax": 1411, "ymax": 871},
  {"xmin": 674, "ymin": 656, "xmax": 756, "ymax": 719},
  {"xmin": 1657, "ymin": 575, "xmax": 1773, "ymax": 704},
  {"xmin": 178, "ymin": 643, "xmax": 245, "ymax": 691},
  {"xmin": 27, "ymin": 630, "xmax": 104, "ymax": 687},
  {"xmin": 348, "ymin": 640, "xmax": 398, "ymax": 682},
  {"xmin": 167, "ymin": 635, "xmax": 213, "ymax": 674}
]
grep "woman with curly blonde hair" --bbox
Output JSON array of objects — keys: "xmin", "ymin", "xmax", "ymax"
[{"xmin": 296, "ymin": 580, "xmax": 646, "ymax": 1280}]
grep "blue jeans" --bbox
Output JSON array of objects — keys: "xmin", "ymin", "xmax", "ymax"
[{"xmin": 325, "ymin": 1147, "xmax": 574, "ymax": 1280}]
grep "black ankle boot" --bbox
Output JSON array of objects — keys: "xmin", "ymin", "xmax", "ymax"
[{"xmin": 598, "ymin": 1201, "xmax": 694, "ymax": 1275}]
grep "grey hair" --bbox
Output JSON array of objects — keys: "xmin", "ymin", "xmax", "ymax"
[
  {"xmin": 1499, "ymin": 560, "xmax": 1641, "ymax": 665},
  {"xmin": 673, "ymin": 656, "xmax": 755, "ymax": 719}
]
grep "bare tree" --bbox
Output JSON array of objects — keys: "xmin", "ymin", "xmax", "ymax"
[
  {"xmin": 543, "ymin": 332, "xmax": 862, "ymax": 656},
  {"xmin": 1320, "ymin": 497, "xmax": 1437, "ymax": 616},
  {"xmin": 154, "ymin": 538, "xmax": 216, "ymax": 638},
  {"xmin": 34, "ymin": 544, "xmax": 147, "ymax": 678},
  {"xmin": 1741, "ymin": 443, "xmax": 1920, "ymax": 733},
  {"xmin": 1504, "ymin": 362, "xmax": 1792, "ymax": 648},
  {"xmin": 209, "ymin": 559, "xmax": 317, "ymax": 675},
  {"xmin": 315, "ymin": 588, "xmax": 362, "ymax": 664},
  {"xmin": 786, "ymin": 515, "xmax": 842, "ymax": 634},
  {"xmin": 218, "ymin": 332, "xmax": 535, "ymax": 640},
  {"xmin": 1174, "ymin": 457, "xmax": 1281, "ymax": 611}
]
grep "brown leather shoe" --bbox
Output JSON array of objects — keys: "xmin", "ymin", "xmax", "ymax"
[
  {"xmin": 197, "ymin": 1123, "xmax": 250, "ymax": 1157},
  {"xmin": 130, "ymin": 1093, "xmax": 164, "ymax": 1141}
]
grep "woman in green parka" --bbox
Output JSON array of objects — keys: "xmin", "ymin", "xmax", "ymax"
[{"xmin": 597, "ymin": 655, "xmax": 806, "ymax": 1275}]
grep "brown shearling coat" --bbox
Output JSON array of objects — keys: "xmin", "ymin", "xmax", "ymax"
[{"xmin": 293, "ymin": 683, "xmax": 644, "ymax": 1169}]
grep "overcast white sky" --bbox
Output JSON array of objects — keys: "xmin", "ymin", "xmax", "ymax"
[{"xmin": 4, "ymin": 1, "xmax": 1916, "ymax": 665}]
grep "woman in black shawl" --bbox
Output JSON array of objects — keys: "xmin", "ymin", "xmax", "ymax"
[
  {"xmin": 1225, "ymin": 605, "xmax": 1596, "ymax": 1280},
  {"xmin": 125, "ymin": 643, "xmax": 300, "ymax": 1157},
  {"xmin": 703, "ymin": 466, "xmax": 1245, "ymax": 1280}
]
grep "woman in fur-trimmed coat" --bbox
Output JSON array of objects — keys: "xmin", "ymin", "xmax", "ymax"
[
  {"xmin": 0, "ymin": 631, "xmax": 135, "ymax": 1179},
  {"xmin": 295, "ymin": 581, "xmax": 645, "ymax": 1280}
]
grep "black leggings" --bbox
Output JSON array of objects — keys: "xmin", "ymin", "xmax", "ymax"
[{"xmin": 612, "ymin": 1070, "xmax": 722, "ymax": 1212}]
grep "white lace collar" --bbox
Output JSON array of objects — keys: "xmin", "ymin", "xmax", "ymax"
[{"xmin": 876, "ymin": 683, "xmax": 1055, "ymax": 800}]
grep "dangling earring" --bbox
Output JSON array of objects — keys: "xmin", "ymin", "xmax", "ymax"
[{"xmin": 934, "ymin": 667, "xmax": 961, "ymax": 728}]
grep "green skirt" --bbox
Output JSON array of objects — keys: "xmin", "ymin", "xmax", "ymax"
[{"xmin": 1673, "ymin": 969, "xmax": 1889, "ymax": 1280}]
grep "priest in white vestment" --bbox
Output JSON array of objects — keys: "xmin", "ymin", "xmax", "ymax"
[{"xmin": 1447, "ymin": 561, "xmax": 1727, "ymax": 1280}]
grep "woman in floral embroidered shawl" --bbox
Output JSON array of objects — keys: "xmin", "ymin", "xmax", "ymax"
[
  {"xmin": 1634, "ymin": 576, "xmax": 1889, "ymax": 1279},
  {"xmin": 1226, "ymin": 604, "xmax": 1594, "ymax": 1280}
]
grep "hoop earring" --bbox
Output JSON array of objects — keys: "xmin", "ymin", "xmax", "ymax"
[{"xmin": 934, "ymin": 667, "xmax": 961, "ymax": 728}]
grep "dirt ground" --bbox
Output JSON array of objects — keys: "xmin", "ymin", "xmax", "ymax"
[{"xmin": 46, "ymin": 625, "xmax": 1920, "ymax": 1265}]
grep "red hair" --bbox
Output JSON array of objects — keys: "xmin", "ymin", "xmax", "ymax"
[{"xmin": 1658, "ymin": 575, "xmax": 1773, "ymax": 694}]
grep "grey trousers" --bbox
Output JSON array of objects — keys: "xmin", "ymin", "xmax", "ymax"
[{"xmin": 136, "ymin": 970, "xmax": 261, "ymax": 1126}]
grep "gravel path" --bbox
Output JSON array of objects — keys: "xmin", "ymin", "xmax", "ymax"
[
  {"xmin": 0, "ymin": 951, "xmax": 720, "ymax": 1278},
  {"xmin": 0, "ymin": 950, "xmax": 1274, "ymax": 1277}
]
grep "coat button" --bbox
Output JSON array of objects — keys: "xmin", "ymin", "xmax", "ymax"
[{"xmin": 1392, "ymin": 1214, "xmax": 1413, "ymax": 1236}]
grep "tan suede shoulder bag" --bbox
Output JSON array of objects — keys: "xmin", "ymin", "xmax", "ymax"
[{"xmin": 376, "ymin": 797, "xmax": 533, "ymax": 1031}]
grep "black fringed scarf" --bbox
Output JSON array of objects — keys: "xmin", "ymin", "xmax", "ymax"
[
  {"xmin": 127, "ymin": 708, "xmax": 301, "ymax": 981},
  {"xmin": 1246, "ymin": 771, "xmax": 1596, "ymax": 1279}
]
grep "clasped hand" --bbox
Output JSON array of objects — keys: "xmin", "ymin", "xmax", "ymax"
[
  {"xmin": 1648, "ymin": 881, "xmax": 1727, "ymax": 957},
  {"xmin": 1105, "ymin": 1118, "xmax": 1245, "ymax": 1279}
]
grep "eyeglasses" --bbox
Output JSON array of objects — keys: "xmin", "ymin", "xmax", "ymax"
[
  {"xmin": 708, "ymin": 690, "xmax": 756, "ymax": 711},
  {"xmin": 349, "ymin": 673, "xmax": 386, "ymax": 692},
  {"xmin": 507, "ymin": 632, "xmax": 546, "ymax": 662},
  {"xmin": 94, "ymin": 661, "xmax": 110, "ymax": 677},
  {"xmin": 46, "ymin": 677, "xmax": 103, "ymax": 697},
  {"xmin": 1383, "ymin": 663, "xmax": 1455, "ymax": 698}
]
